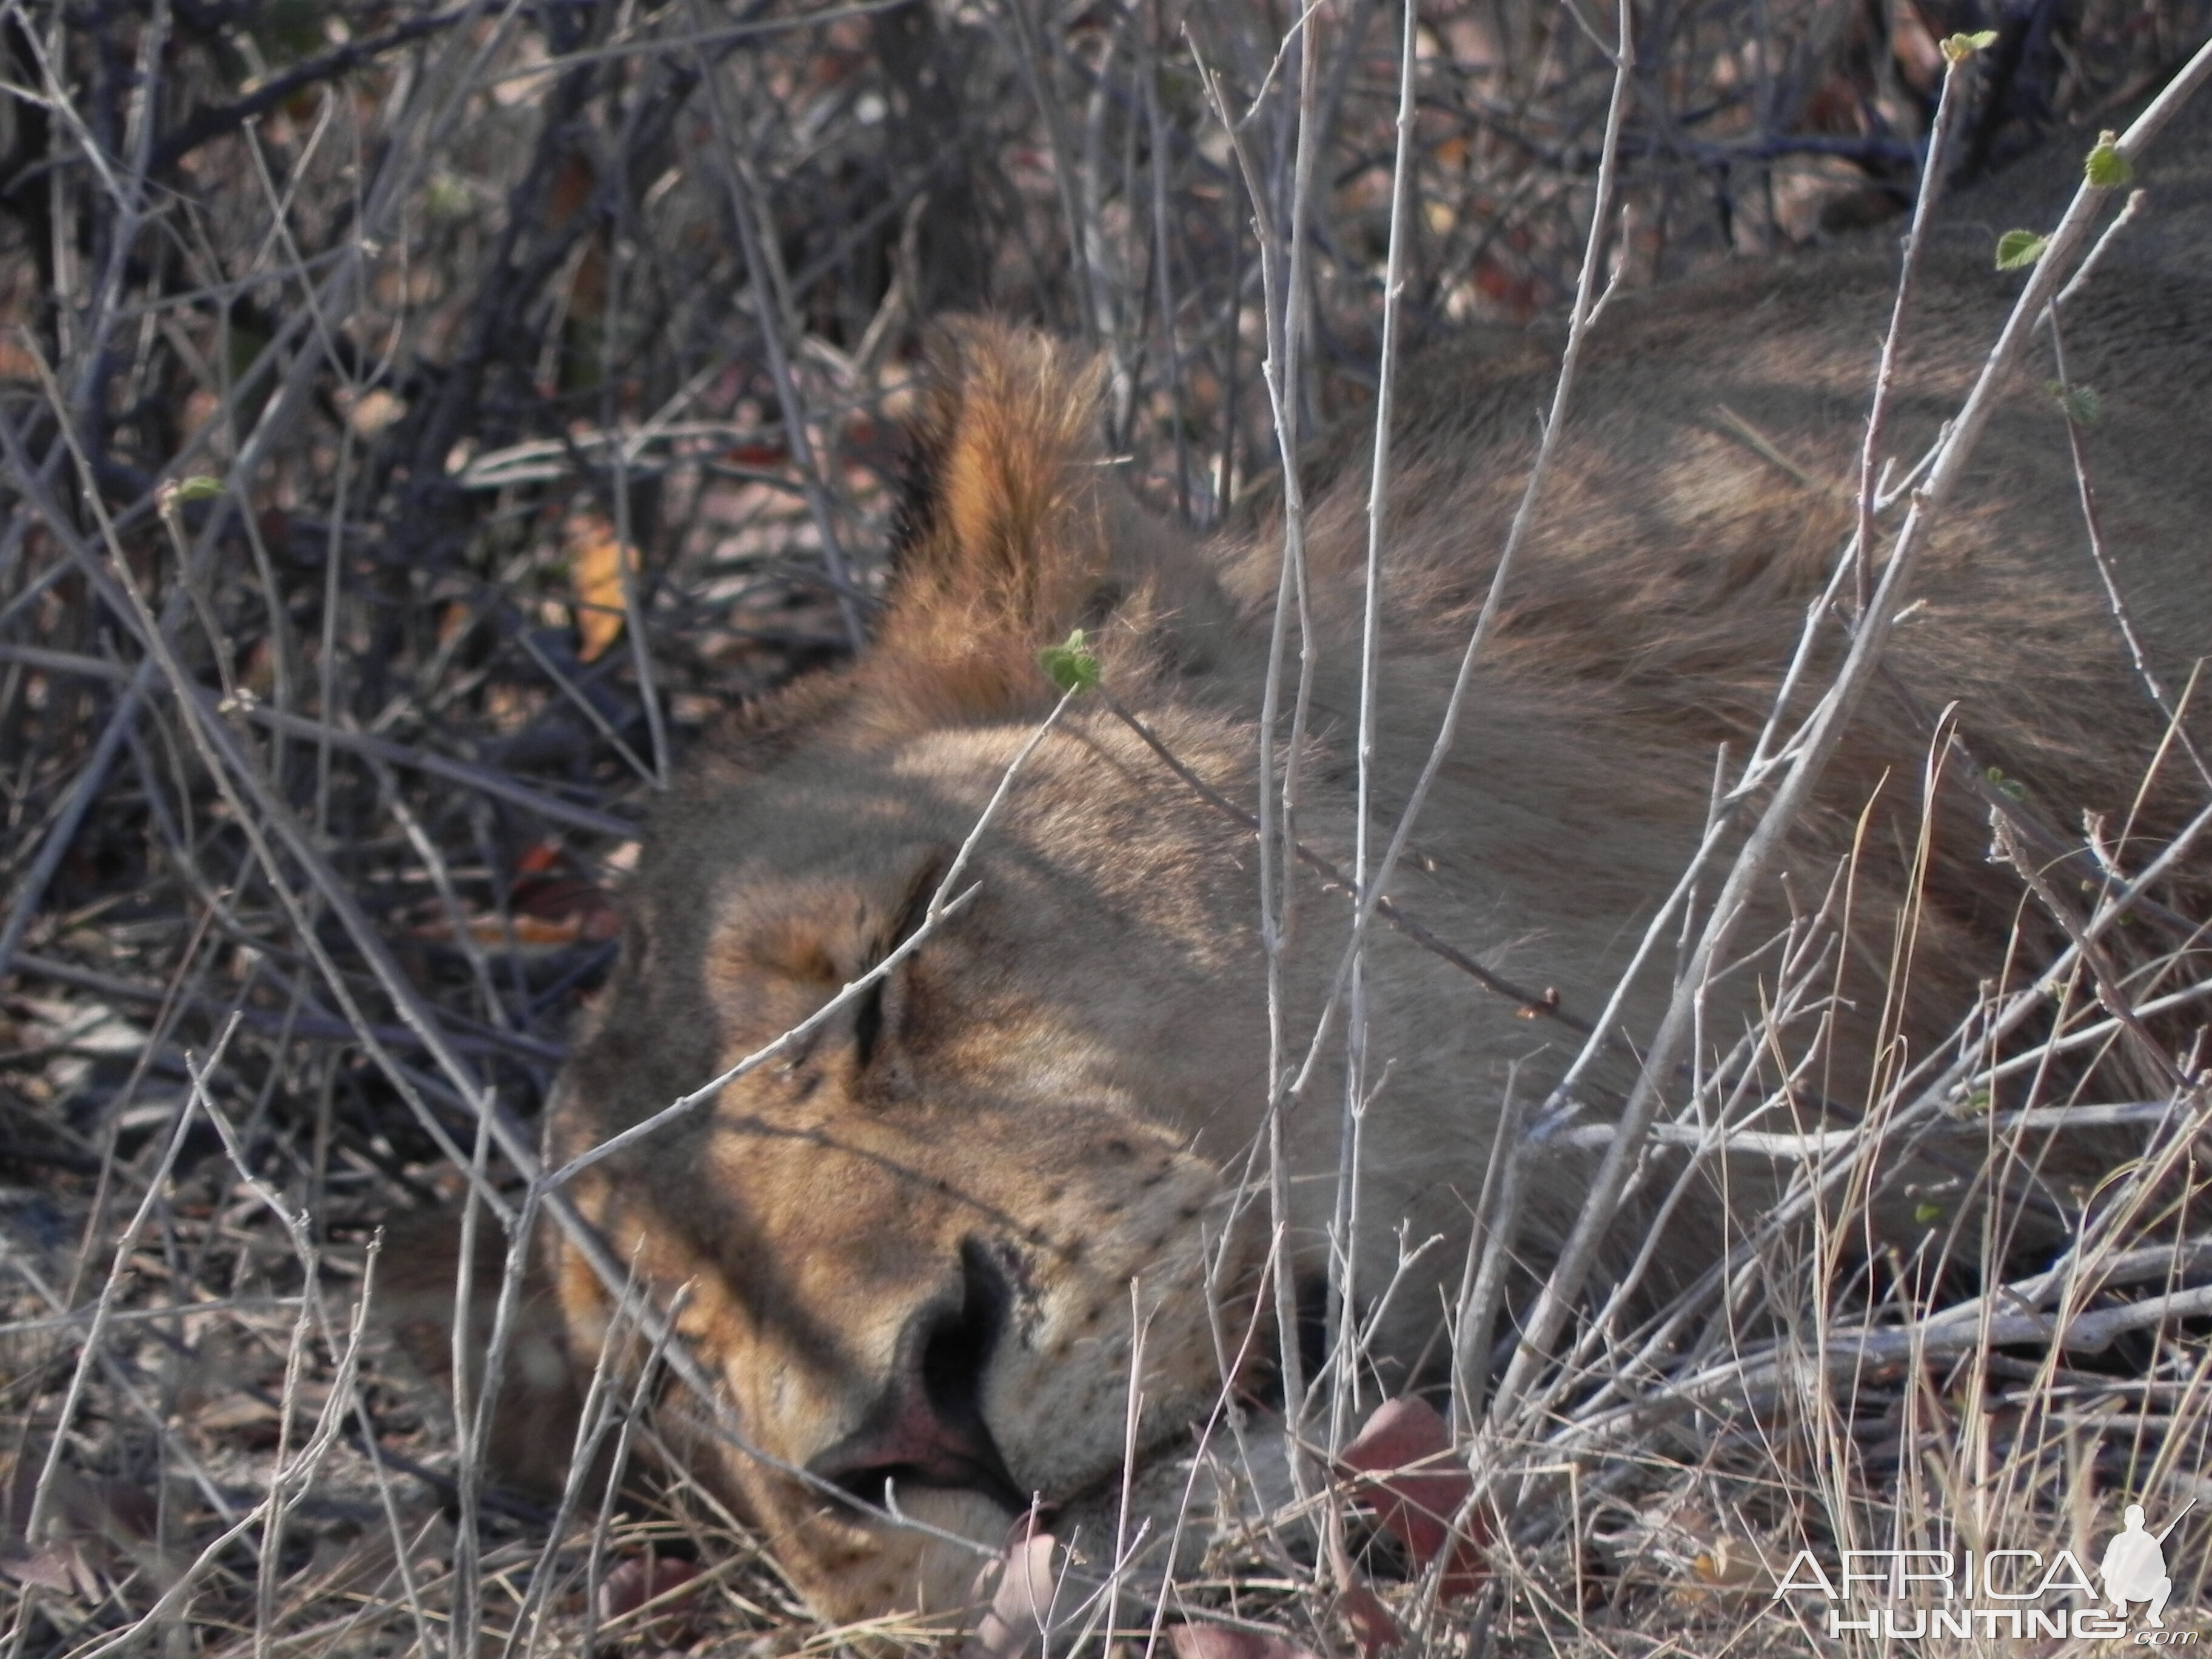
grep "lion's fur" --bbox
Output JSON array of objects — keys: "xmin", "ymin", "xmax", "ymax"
[{"xmin": 532, "ymin": 97, "xmax": 2212, "ymax": 1626}]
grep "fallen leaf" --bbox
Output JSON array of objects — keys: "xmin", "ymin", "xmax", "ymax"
[
  {"xmin": 1337, "ymin": 1396, "xmax": 1487, "ymax": 1600},
  {"xmin": 1, "ymin": 1540, "xmax": 101, "ymax": 1599},
  {"xmin": 567, "ymin": 508, "xmax": 637, "ymax": 663},
  {"xmin": 510, "ymin": 848, "xmax": 622, "ymax": 943}
]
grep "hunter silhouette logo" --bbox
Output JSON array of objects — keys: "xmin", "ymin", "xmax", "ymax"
[{"xmin": 2102, "ymin": 1503, "xmax": 2190, "ymax": 1631}]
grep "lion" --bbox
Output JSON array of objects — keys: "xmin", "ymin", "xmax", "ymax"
[{"xmin": 522, "ymin": 89, "xmax": 2212, "ymax": 1629}]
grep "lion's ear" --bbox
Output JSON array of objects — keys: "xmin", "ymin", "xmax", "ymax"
[
  {"xmin": 886, "ymin": 318, "xmax": 1120, "ymax": 643},
  {"xmin": 858, "ymin": 320, "xmax": 1221, "ymax": 730}
]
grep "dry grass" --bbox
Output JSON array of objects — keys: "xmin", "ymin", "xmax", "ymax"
[{"xmin": 4, "ymin": 0, "xmax": 2211, "ymax": 1654}]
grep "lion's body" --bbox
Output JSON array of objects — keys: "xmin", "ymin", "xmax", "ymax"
[{"xmin": 543, "ymin": 96, "xmax": 2212, "ymax": 1624}]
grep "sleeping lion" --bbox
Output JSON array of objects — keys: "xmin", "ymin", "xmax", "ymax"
[{"xmin": 511, "ymin": 84, "xmax": 2212, "ymax": 1631}]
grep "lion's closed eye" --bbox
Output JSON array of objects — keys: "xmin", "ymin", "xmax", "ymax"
[
  {"xmin": 852, "ymin": 847, "xmax": 950, "ymax": 1075},
  {"xmin": 726, "ymin": 843, "xmax": 952, "ymax": 1080}
]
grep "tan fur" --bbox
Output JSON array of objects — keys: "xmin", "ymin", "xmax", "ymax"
[{"xmin": 541, "ymin": 106, "xmax": 2212, "ymax": 1626}]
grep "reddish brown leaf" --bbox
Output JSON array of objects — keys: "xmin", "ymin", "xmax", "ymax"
[
  {"xmin": 511, "ymin": 844, "xmax": 622, "ymax": 940},
  {"xmin": 1337, "ymin": 1396, "xmax": 1488, "ymax": 1600}
]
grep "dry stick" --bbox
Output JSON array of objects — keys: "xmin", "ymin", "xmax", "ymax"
[
  {"xmin": 19, "ymin": 1027, "xmax": 226, "ymax": 1547},
  {"xmin": 9, "ymin": 392, "xmax": 532, "ymax": 1202},
  {"xmin": 576, "ymin": 1281, "xmax": 689, "ymax": 1659},
  {"xmin": 182, "ymin": 1062, "xmax": 335, "ymax": 1659},
  {"xmin": 1553, "ymin": 1098, "xmax": 2188, "ymax": 1151},
  {"xmin": 472, "ymin": 0, "xmax": 908, "ymax": 85},
  {"xmin": 683, "ymin": 1, "xmax": 862, "ymax": 651},
  {"xmin": 0, "ymin": 653, "xmax": 156, "ymax": 981},
  {"xmin": 514, "ymin": 625, "xmax": 659, "ymax": 785},
  {"xmin": 1142, "ymin": 1227, "xmax": 1281, "ymax": 1659},
  {"xmin": 1849, "ymin": 57, "xmax": 1968, "ymax": 617},
  {"xmin": 1000, "ymin": 0, "xmax": 1100, "ymax": 344},
  {"xmin": 1272, "ymin": 13, "xmax": 1324, "ymax": 1103},
  {"xmin": 247, "ymin": 696, "xmax": 634, "ymax": 837},
  {"xmin": 8, "ymin": 948, "xmax": 565, "ymax": 1065},
  {"xmin": 1330, "ymin": 0, "xmax": 1423, "ymax": 1466},
  {"xmin": 1586, "ymin": 1250, "xmax": 2212, "ymax": 1433},
  {"xmin": 1279, "ymin": 0, "xmax": 1637, "ymax": 1107},
  {"xmin": 507, "ymin": 1255, "xmax": 642, "ymax": 1659},
  {"xmin": 1988, "ymin": 814, "xmax": 2182, "ymax": 1088},
  {"xmin": 1192, "ymin": 30, "xmax": 1321, "ymax": 1463},
  {"xmin": 1099, "ymin": 691, "xmax": 1587, "ymax": 1024},
  {"xmin": 1103, "ymin": 1280, "xmax": 1150, "ymax": 1651},
  {"xmin": 1081, "ymin": 24, "xmax": 1130, "ymax": 406},
  {"xmin": 1798, "ymin": 722, "xmax": 2212, "ymax": 1259},
  {"xmin": 64, "ymin": 1250, "xmax": 383, "ymax": 1659},
  {"xmin": 36, "ymin": 0, "xmax": 164, "ymax": 431},
  {"xmin": 1979, "ymin": 980, "xmax": 2212, "ymax": 1090},
  {"xmin": 598, "ymin": 191, "xmax": 672, "ymax": 792},
  {"xmin": 1448, "ymin": 1078, "xmax": 1528, "ymax": 1438},
  {"xmin": 346, "ymin": 1356, "xmax": 439, "ymax": 1659},
  {"xmin": 1566, "ymin": 916, "xmax": 2203, "ymax": 1451},
  {"xmin": 446, "ymin": 1002, "xmax": 503, "ymax": 1658},
  {"xmin": 1139, "ymin": 16, "xmax": 1192, "ymax": 521},
  {"xmin": 1489, "ymin": 36, "xmax": 2212, "ymax": 1425}
]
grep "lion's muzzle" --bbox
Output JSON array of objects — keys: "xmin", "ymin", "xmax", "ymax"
[{"xmin": 805, "ymin": 1236, "xmax": 1027, "ymax": 1515}]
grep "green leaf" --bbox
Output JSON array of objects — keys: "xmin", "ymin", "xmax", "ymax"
[
  {"xmin": 1966, "ymin": 1088, "xmax": 1994, "ymax": 1114},
  {"xmin": 172, "ymin": 475, "xmax": 225, "ymax": 501},
  {"xmin": 1994, "ymin": 230, "xmax": 2048, "ymax": 270},
  {"xmin": 2085, "ymin": 133, "xmax": 2134, "ymax": 188},
  {"xmin": 1915, "ymin": 1202, "xmax": 1945, "ymax": 1224},
  {"xmin": 1038, "ymin": 628, "xmax": 1101, "ymax": 694},
  {"xmin": 1940, "ymin": 28, "xmax": 1999, "ymax": 61},
  {"xmin": 2045, "ymin": 380, "xmax": 2103, "ymax": 424}
]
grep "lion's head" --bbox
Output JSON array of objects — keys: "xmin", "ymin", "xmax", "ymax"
[{"xmin": 543, "ymin": 210, "xmax": 2211, "ymax": 1620}]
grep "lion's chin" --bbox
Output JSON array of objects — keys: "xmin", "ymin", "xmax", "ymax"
[{"xmin": 810, "ymin": 1486, "xmax": 1020, "ymax": 1629}]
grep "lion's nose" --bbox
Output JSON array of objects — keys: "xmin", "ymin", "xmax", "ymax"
[{"xmin": 804, "ymin": 1237, "xmax": 1027, "ymax": 1515}]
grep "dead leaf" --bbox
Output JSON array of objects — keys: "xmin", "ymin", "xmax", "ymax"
[
  {"xmin": 406, "ymin": 844, "xmax": 619, "ymax": 953},
  {"xmin": 1, "ymin": 1540, "xmax": 101, "ymax": 1599},
  {"xmin": 1337, "ymin": 1396, "xmax": 1487, "ymax": 1600},
  {"xmin": 341, "ymin": 387, "xmax": 404, "ymax": 436},
  {"xmin": 510, "ymin": 844, "xmax": 622, "ymax": 942},
  {"xmin": 190, "ymin": 1384, "xmax": 331, "ymax": 1447},
  {"xmin": 566, "ymin": 508, "xmax": 637, "ymax": 663}
]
